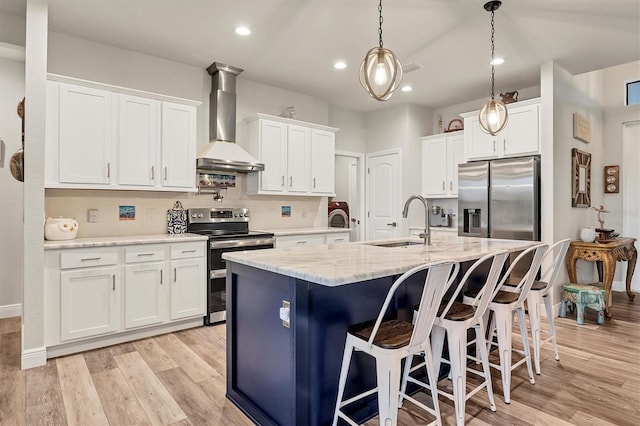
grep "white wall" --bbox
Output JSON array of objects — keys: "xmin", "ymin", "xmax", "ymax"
[
  {"xmin": 45, "ymin": 32, "xmax": 332, "ymax": 235},
  {"xmin": 0, "ymin": 54, "xmax": 24, "ymax": 315},
  {"xmin": 329, "ymin": 106, "xmax": 366, "ymax": 153},
  {"xmin": 0, "ymin": 12, "xmax": 25, "ymax": 47}
]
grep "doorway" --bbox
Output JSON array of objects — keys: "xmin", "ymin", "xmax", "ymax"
[
  {"xmin": 334, "ymin": 151, "xmax": 365, "ymax": 241},
  {"xmin": 366, "ymin": 149, "xmax": 402, "ymax": 240},
  {"xmin": 622, "ymin": 120, "xmax": 640, "ymax": 292}
]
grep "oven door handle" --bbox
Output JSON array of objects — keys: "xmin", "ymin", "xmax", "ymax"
[
  {"xmin": 210, "ymin": 238, "xmax": 274, "ymax": 249},
  {"xmin": 211, "ymin": 270, "xmax": 226, "ymax": 279}
]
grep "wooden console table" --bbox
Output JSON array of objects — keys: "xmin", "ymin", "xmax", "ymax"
[{"xmin": 565, "ymin": 237, "xmax": 637, "ymax": 319}]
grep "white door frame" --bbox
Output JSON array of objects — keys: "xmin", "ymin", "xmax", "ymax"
[
  {"xmin": 622, "ymin": 120, "xmax": 640, "ymax": 292},
  {"xmin": 336, "ymin": 150, "xmax": 365, "ymax": 241},
  {"xmin": 366, "ymin": 148, "xmax": 402, "ymax": 240}
]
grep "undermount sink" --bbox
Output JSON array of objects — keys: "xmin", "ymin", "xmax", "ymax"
[{"xmin": 366, "ymin": 240, "xmax": 424, "ymax": 248}]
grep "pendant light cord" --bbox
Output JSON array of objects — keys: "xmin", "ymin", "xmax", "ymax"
[
  {"xmin": 490, "ymin": 8, "xmax": 496, "ymax": 100},
  {"xmin": 378, "ymin": 0, "xmax": 384, "ymax": 48}
]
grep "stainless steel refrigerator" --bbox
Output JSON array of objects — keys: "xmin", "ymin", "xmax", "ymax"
[{"xmin": 458, "ymin": 156, "xmax": 540, "ymax": 241}]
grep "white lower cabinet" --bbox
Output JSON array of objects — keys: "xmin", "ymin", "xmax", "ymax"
[
  {"xmin": 60, "ymin": 265, "xmax": 120, "ymax": 341},
  {"xmin": 45, "ymin": 239, "xmax": 206, "ymax": 357},
  {"xmin": 325, "ymin": 232, "xmax": 350, "ymax": 244},
  {"xmin": 274, "ymin": 231, "xmax": 351, "ymax": 248}
]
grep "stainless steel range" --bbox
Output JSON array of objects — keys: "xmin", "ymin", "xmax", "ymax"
[{"xmin": 187, "ymin": 207, "xmax": 274, "ymax": 324}]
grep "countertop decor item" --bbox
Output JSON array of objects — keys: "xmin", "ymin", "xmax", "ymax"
[
  {"xmin": 167, "ymin": 201, "xmax": 187, "ymax": 235},
  {"xmin": 358, "ymin": 0, "xmax": 403, "ymax": 101},
  {"xmin": 9, "ymin": 97, "xmax": 25, "ymax": 182},
  {"xmin": 44, "ymin": 217, "xmax": 78, "ymax": 241},
  {"xmin": 500, "ymin": 90, "xmax": 518, "ymax": 104},
  {"xmin": 279, "ymin": 106, "xmax": 297, "ymax": 119},
  {"xmin": 445, "ymin": 118, "xmax": 463, "ymax": 132},
  {"xmin": 478, "ymin": 1, "xmax": 508, "ymax": 136},
  {"xmin": 580, "ymin": 228, "xmax": 596, "ymax": 243},
  {"xmin": 591, "ymin": 204, "xmax": 609, "ymax": 230},
  {"xmin": 604, "ymin": 165, "xmax": 620, "ymax": 193}
]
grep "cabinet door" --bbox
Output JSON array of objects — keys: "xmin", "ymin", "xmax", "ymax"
[
  {"xmin": 310, "ymin": 129, "xmax": 335, "ymax": 194},
  {"xmin": 119, "ymin": 95, "xmax": 160, "ymax": 186},
  {"xmin": 502, "ymin": 103, "xmax": 540, "ymax": 156},
  {"xmin": 422, "ymin": 137, "xmax": 448, "ymax": 196},
  {"xmin": 464, "ymin": 116, "xmax": 498, "ymax": 161},
  {"xmin": 446, "ymin": 134, "xmax": 465, "ymax": 195},
  {"xmin": 124, "ymin": 262, "xmax": 167, "ymax": 328},
  {"xmin": 58, "ymin": 83, "xmax": 113, "ymax": 184},
  {"xmin": 170, "ymin": 258, "xmax": 205, "ymax": 320},
  {"xmin": 287, "ymin": 124, "xmax": 310, "ymax": 193},
  {"xmin": 161, "ymin": 102, "xmax": 196, "ymax": 189},
  {"xmin": 60, "ymin": 266, "xmax": 119, "ymax": 341},
  {"xmin": 259, "ymin": 120, "xmax": 288, "ymax": 192}
]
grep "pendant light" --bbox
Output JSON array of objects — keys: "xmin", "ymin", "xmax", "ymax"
[
  {"xmin": 359, "ymin": 0, "xmax": 403, "ymax": 101},
  {"xmin": 478, "ymin": 1, "xmax": 508, "ymax": 135}
]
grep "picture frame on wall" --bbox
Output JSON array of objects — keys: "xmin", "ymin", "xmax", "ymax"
[{"xmin": 572, "ymin": 148, "xmax": 591, "ymax": 207}]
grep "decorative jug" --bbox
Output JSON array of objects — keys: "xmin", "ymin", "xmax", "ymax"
[
  {"xmin": 45, "ymin": 217, "xmax": 79, "ymax": 240},
  {"xmin": 580, "ymin": 228, "xmax": 596, "ymax": 243}
]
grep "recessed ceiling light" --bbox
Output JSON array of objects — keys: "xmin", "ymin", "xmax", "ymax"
[
  {"xmin": 490, "ymin": 57, "xmax": 505, "ymax": 65},
  {"xmin": 235, "ymin": 26, "xmax": 251, "ymax": 36},
  {"xmin": 401, "ymin": 85, "xmax": 413, "ymax": 92},
  {"xmin": 334, "ymin": 61, "xmax": 347, "ymax": 70}
]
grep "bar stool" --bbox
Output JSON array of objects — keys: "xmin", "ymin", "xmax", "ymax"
[
  {"xmin": 469, "ymin": 244, "xmax": 547, "ymax": 404},
  {"xmin": 399, "ymin": 251, "xmax": 509, "ymax": 426},
  {"xmin": 332, "ymin": 260, "xmax": 458, "ymax": 426},
  {"xmin": 505, "ymin": 239, "xmax": 570, "ymax": 375}
]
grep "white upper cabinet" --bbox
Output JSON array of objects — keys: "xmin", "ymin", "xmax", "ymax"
[
  {"xmin": 462, "ymin": 98, "xmax": 540, "ymax": 161},
  {"xmin": 244, "ymin": 114, "xmax": 338, "ymax": 196},
  {"xmin": 118, "ymin": 94, "xmax": 159, "ymax": 187},
  {"xmin": 53, "ymin": 82, "xmax": 113, "ymax": 185},
  {"xmin": 421, "ymin": 131, "xmax": 464, "ymax": 198},
  {"xmin": 161, "ymin": 102, "xmax": 197, "ymax": 189},
  {"xmin": 45, "ymin": 75, "xmax": 200, "ymax": 191}
]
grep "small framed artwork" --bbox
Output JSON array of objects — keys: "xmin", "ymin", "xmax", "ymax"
[
  {"xmin": 604, "ymin": 165, "xmax": 620, "ymax": 193},
  {"xmin": 119, "ymin": 205, "xmax": 136, "ymax": 220},
  {"xmin": 572, "ymin": 148, "xmax": 591, "ymax": 207},
  {"xmin": 573, "ymin": 113, "xmax": 591, "ymax": 143},
  {"xmin": 281, "ymin": 206, "xmax": 291, "ymax": 217}
]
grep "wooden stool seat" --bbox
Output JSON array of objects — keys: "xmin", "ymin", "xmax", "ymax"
[
  {"xmin": 348, "ymin": 319, "xmax": 413, "ymax": 349},
  {"xmin": 560, "ymin": 283, "xmax": 605, "ymax": 325},
  {"xmin": 464, "ymin": 288, "xmax": 520, "ymax": 304},
  {"xmin": 438, "ymin": 302, "xmax": 475, "ymax": 321}
]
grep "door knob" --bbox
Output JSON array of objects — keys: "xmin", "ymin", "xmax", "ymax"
[
  {"xmin": 386, "ymin": 222, "xmax": 397, "ymax": 227},
  {"xmin": 351, "ymin": 218, "xmax": 357, "ymax": 222}
]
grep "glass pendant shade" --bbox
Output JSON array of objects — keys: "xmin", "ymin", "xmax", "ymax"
[
  {"xmin": 479, "ymin": 99, "xmax": 508, "ymax": 135},
  {"xmin": 359, "ymin": 46, "xmax": 403, "ymax": 101}
]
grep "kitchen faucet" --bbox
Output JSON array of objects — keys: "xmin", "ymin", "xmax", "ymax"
[{"xmin": 402, "ymin": 195, "xmax": 431, "ymax": 245}]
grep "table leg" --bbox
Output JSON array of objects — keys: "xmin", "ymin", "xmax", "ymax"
[
  {"xmin": 626, "ymin": 243, "xmax": 637, "ymax": 302},
  {"xmin": 601, "ymin": 253, "xmax": 617, "ymax": 319},
  {"xmin": 566, "ymin": 249, "xmax": 579, "ymax": 284},
  {"xmin": 596, "ymin": 261, "xmax": 604, "ymax": 283}
]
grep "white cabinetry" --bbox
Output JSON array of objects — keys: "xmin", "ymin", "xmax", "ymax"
[
  {"xmin": 46, "ymin": 75, "xmax": 199, "ymax": 191},
  {"xmin": 462, "ymin": 98, "xmax": 540, "ymax": 161},
  {"xmin": 421, "ymin": 131, "xmax": 464, "ymax": 197},
  {"xmin": 124, "ymin": 245, "xmax": 167, "ymax": 329},
  {"xmin": 273, "ymin": 230, "xmax": 351, "ymax": 248},
  {"xmin": 44, "ymin": 238, "xmax": 206, "ymax": 358},
  {"xmin": 244, "ymin": 114, "xmax": 338, "ymax": 196},
  {"xmin": 170, "ymin": 242, "xmax": 206, "ymax": 320},
  {"xmin": 59, "ymin": 249, "xmax": 120, "ymax": 341}
]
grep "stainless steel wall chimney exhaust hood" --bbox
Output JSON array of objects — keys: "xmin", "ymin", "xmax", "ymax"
[{"xmin": 196, "ymin": 62, "xmax": 265, "ymax": 172}]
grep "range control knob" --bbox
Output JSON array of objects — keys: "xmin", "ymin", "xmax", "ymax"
[
  {"xmin": 234, "ymin": 213, "xmax": 239, "ymax": 217},
  {"xmin": 198, "ymin": 213, "xmax": 204, "ymax": 218},
  {"xmin": 191, "ymin": 213, "xmax": 198, "ymax": 218}
]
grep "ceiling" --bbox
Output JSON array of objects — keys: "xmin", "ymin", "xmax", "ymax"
[{"xmin": 2, "ymin": 0, "xmax": 639, "ymax": 112}]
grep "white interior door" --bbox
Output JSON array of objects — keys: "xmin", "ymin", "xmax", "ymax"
[
  {"xmin": 348, "ymin": 160, "xmax": 359, "ymax": 241},
  {"xmin": 623, "ymin": 120, "xmax": 640, "ymax": 292},
  {"xmin": 335, "ymin": 151, "xmax": 365, "ymax": 242},
  {"xmin": 367, "ymin": 150, "xmax": 401, "ymax": 240}
]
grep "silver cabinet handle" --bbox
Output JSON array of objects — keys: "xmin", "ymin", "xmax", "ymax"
[
  {"xmin": 442, "ymin": 181, "xmax": 445, "ymax": 190},
  {"xmin": 450, "ymin": 181, "xmax": 453, "ymax": 191},
  {"xmin": 173, "ymin": 267, "xmax": 177, "ymax": 282},
  {"xmin": 81, "ymin": 257, "xmax": 101, "ymax": 262},
  {"xmin": 112, "ymin": 275, "xmax": 115, "ymax": 291},
  {"xmin": 503, "ymin": 139, "xmax": 506, "ymax": 151},
  {"xmin": 289, "ymin": 176, "xmax": 293, "ymax": 186},
  {"xmin": 163, "ymin": 167, "xmax": 168, "ymax": 181},
  {"xmin": 281, "ymin": 176, "xmax": 284, "ymax": 186},
  {"xmin": 160, "ymin": 269, "xmax": 163, "ymax": 284},
  {"xmin": 137, "ymin": 253, "xmax": 155, "ymax": 257},
  {"xmin": 296, "ymin": 241, "xmax": 307, "ymax": 245},
  {"xmin": 313, "ymin": 178, "xmax": 316, "ymax": 188},
  {"xmin": 387, "ymin": 222, "xmax": 397, "ymax": 227},
  {"xmin": 151, "ymin": 166, "xmax": 155, "ymax": 180},
  {"xmin": 107, "ymin": 162, "xmax": 111, "ymax": 179},
  {"xmin": 493, "ymin": 140, "xmax": 496, "ymax": 153},
  {"xmin": 181, "ymin": 249, "xmax": 197, "ymax": 253}
]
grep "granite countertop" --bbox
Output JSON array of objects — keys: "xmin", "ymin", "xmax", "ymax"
[
  {"xmin": 223, "ymin": 233, "xmax": 538, "ymax": 287},
  {"xmin": 44, "ymin": 233, "xmax": 208, "ymax": 250},
  {"xmin": 257, "ymin": 227, "xmax": 351, "ymax": 237},
  {"xmin": 410, "ymin": 226, "xmax": 457, "ymax": 233}
]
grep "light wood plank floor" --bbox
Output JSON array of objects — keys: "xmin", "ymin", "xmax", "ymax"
[{"xmin": 1, "ymin": 291, "xmax": 639, "ymax": 425}]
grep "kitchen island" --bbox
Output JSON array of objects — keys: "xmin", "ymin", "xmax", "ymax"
[{"xmin": 223, "ymin": 234, "xmax": 537, "ymax": 426}]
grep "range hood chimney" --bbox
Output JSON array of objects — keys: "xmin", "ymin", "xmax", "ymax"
[{"xmin": 196, "ymin": 62, "xmax": 265, "ymax": 172}]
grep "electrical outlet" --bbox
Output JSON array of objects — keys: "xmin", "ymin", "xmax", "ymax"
[
  {"xmin": 146, "ymin": 208, "xmax": 156, "ymax": 220},
  {"xmin": 88, "ymin": 209, "xmax": 99, "ymax": 223}
]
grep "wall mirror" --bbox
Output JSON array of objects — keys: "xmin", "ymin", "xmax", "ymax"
[{"xmin": 572, "ymin": 148, "xmax": 591, "ymax": 207}]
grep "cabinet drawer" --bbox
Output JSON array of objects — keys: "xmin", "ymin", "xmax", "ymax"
[
  {"xmin": 171, "ymin": 241, "xmax": 205, "ymax": 259},
  {"xmin": 326, "ymin": 233, "xmax": 350, "ymax": 244},
  {"xmin": 60, "ymin": 249, "xmax": 118, "ymax": 270},
  {"xmin": 125, "ymin": 245, "xmax": 165, "ymax": 263},
  {"xmin": 275, "ymin": 234, "xmax": 325, "ymax": 249}
]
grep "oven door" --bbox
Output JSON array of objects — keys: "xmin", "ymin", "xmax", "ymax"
[{"xmin": 206, "ymin": 237, "xmax": 274, "ymax": 325}]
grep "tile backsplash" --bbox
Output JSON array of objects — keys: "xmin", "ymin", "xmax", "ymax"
[{"xmin": 45, "ymin": 174, "xmax": 327, "ymax": 237}]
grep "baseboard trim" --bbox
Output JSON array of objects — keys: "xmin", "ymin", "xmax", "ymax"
[
  {"xmin": 21, "ymin": 346, "xmax": 47, "ymax": 369},
  {"xmin": 0, "ymin": 303, "xmax": 22, "ymax": 319}
]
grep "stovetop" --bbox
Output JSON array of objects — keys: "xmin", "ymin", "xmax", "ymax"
[
  {"xmin": 189, "ymin": 229, "xmax": 273, "ymax": 240},
  {"xmin": 186, "ymin": 207, "xmax": 273, "ymax": 240}
]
